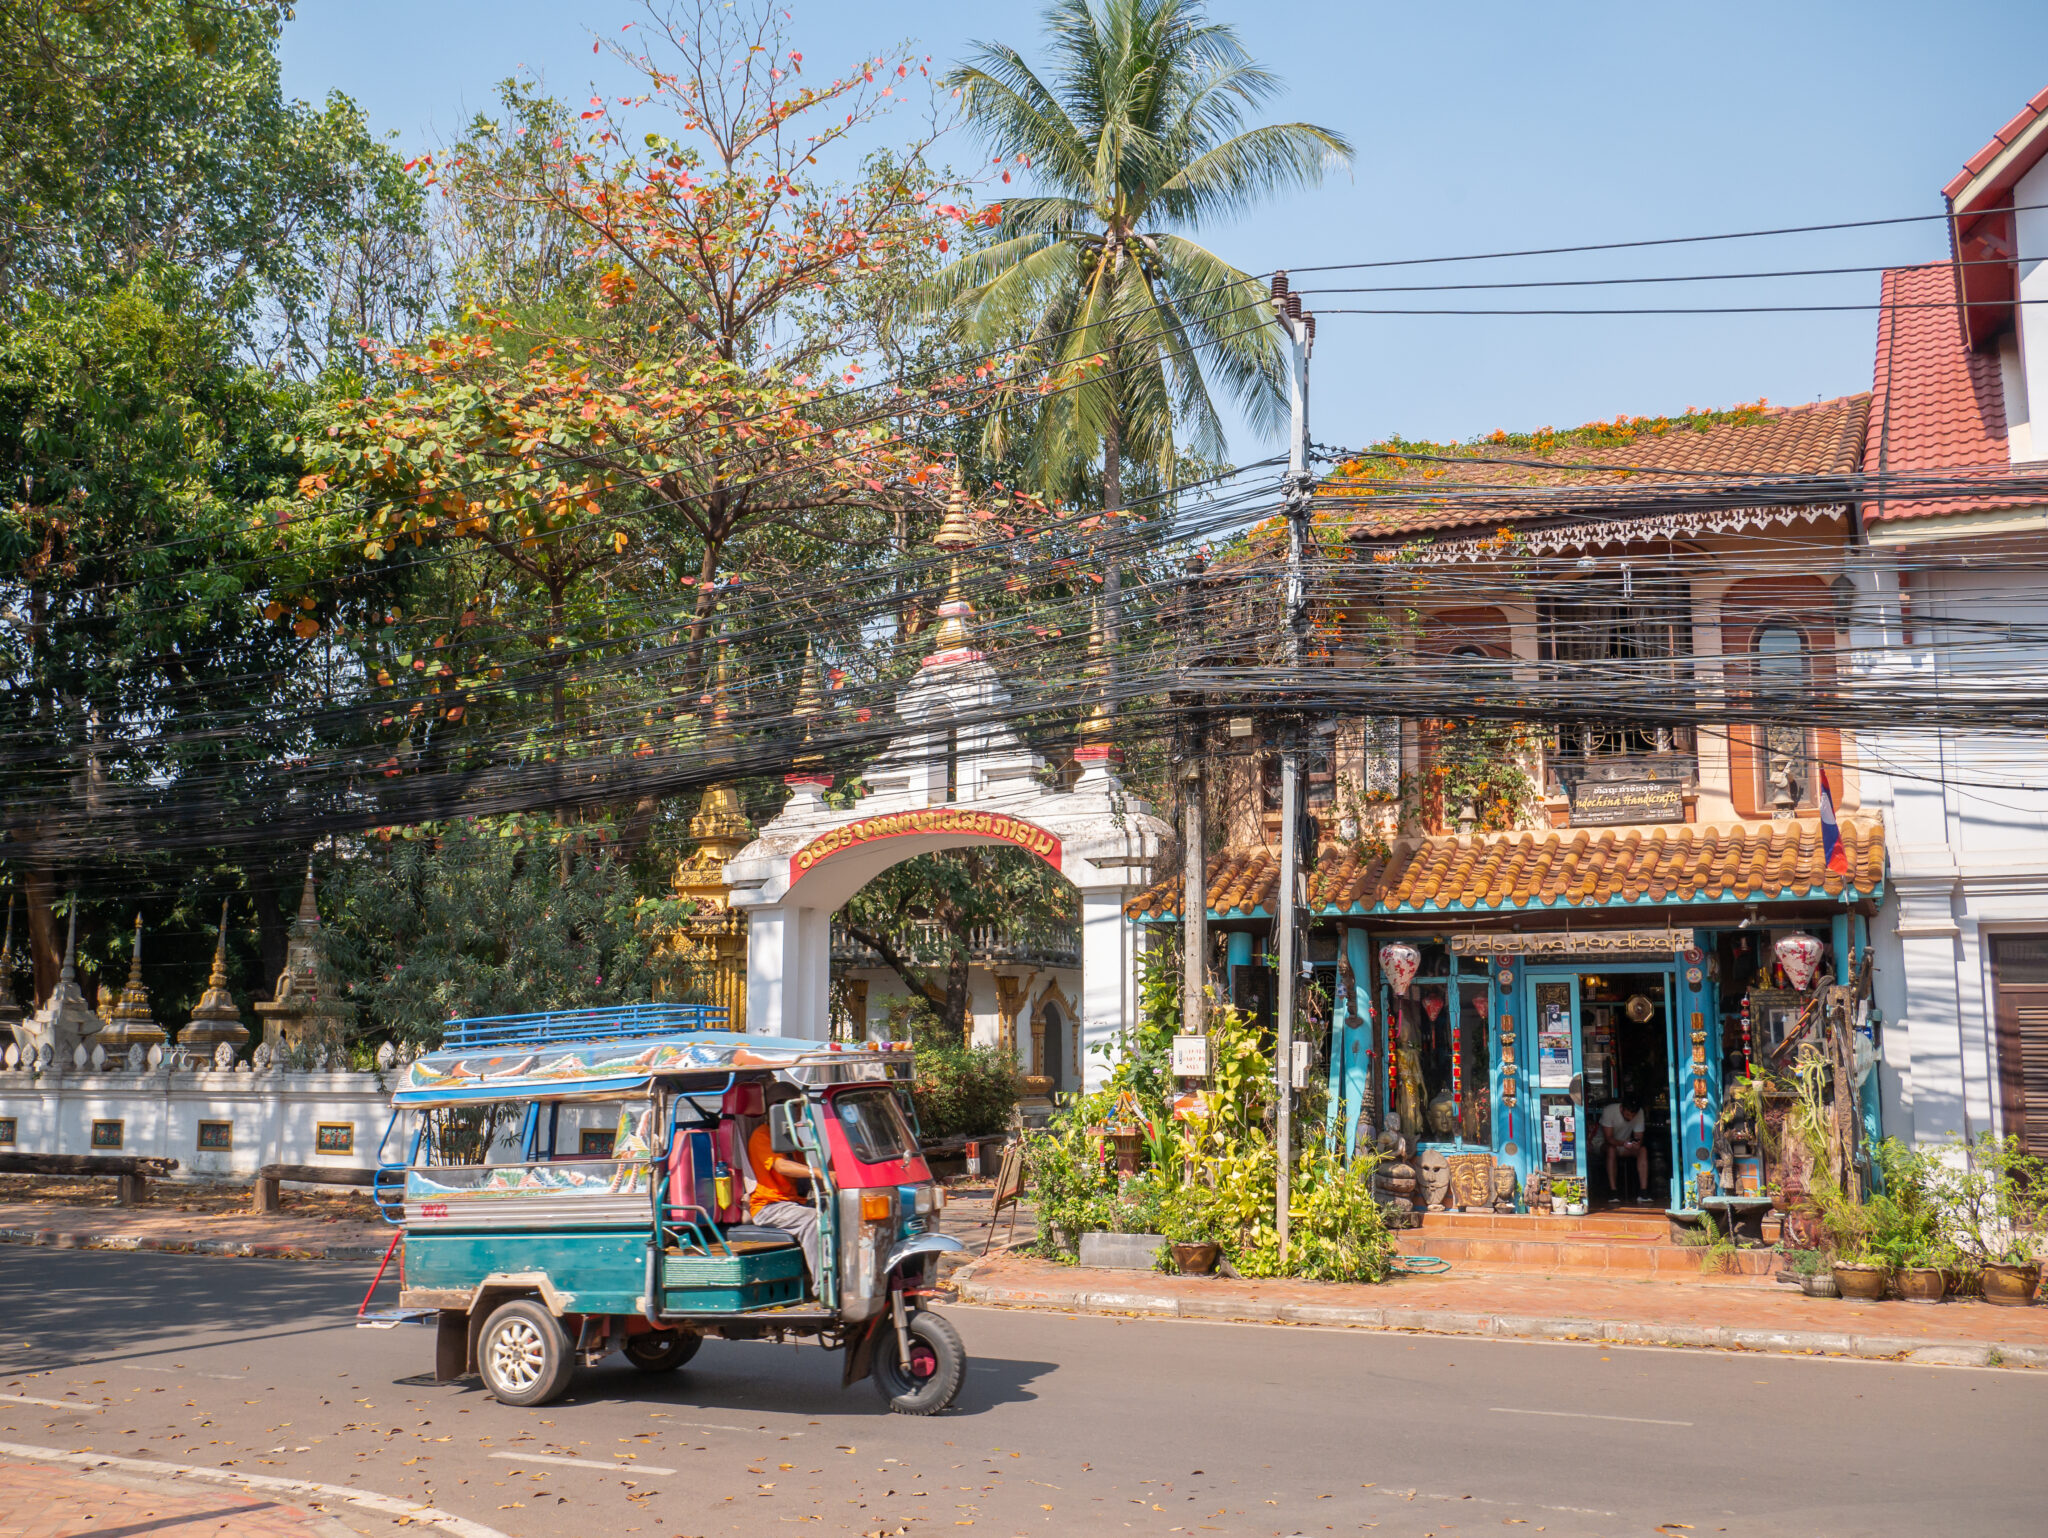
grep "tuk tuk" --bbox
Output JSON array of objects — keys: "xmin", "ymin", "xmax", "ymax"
[{"xmin": 374, "ymin": 1005, "xmax": 966, "ymax": 1413}]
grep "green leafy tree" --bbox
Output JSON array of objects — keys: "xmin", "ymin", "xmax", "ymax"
[
  {"xmin": 323, "ymin": 817, "xmax": 670, "ymax": 1045},
  {"xmin": 0, "ymin": 0, "xmax": 424, "ymax": 362},
  {"xmin": 0, "ymin": 273, "xmax": 321, "ymax": 991}
]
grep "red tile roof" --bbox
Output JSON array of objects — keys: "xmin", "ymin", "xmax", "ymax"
[
  {"xmin": 1325, "ymin": 398, "xmax": 1869, "ymax": 541},
  {"xmin": 1942, "ymin": 83, "xmax": 2048, "ymax": 204},
  {"xmin": 1863, "ymin": 264, "xmax": 2028, "ymax": 522},
  {"xmin": 1126, "ymin": 819, "xmax": 1884, "ymax": 919}
]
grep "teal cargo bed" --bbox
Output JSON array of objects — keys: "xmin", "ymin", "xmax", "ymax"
[{"xmin": 663, "ymin": 1242, "xmax": 805, "ymax": 1312}]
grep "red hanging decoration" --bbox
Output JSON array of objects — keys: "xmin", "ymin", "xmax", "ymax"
[{"xmin": 1740, "ymin": 993, "xmax": 1753, "ymax": 1075}]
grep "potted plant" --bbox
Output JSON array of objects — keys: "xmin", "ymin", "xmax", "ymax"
[
  {"xmin": 1928, "ymin": 1132, "xmax": 2047, "ymax": 1307},
  {"xmin": 1553, "ymin": 1177, "xmax": 1587, "ymax": 1217},
  {"xmin": 1893, "ymin": 1242, "xmax": 1947, "ymax": 1304},
  {"xmin": 1983, "ymin": 1240, "xmax": 2041, "ymax": 1307},
  {"xmin": 1786, "ymin": 1248, "xmax": 1839, "ymax": 1298},
  {"xmin": 1830, "ymin": 1249, "xmax": 1889, "ymax": 1301}
]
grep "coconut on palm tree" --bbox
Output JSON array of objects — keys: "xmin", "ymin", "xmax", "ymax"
[{"xmin": 928, "ymin": 0, "xmax": 1351, "ymax": 524}]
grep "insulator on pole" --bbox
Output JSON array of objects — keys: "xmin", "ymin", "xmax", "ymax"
[
  {"xmin": 1271, "ymin": 271, "xmax": 1289, "ymax": 303},
  {"xmin": 1286, "ymin": 291, "xmax": 1302, "ymax": 321}
]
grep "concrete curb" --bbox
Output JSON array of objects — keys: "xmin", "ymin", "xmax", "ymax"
[
  {"xmin": 0, "ymin": 1225, "xmax": 388, "ymax": 1262},
  {"xmin": 950, "ymin": 1266, "xmax": 2048, "ymax": 1371}
]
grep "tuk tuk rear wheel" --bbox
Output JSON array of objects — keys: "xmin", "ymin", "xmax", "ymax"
[
  {"xmin": 622, "ymin": 1329, "xmax": 701, "ymax": 1372},
  {"xmin": 871, "ymin": 1309, "xmax": 965, "ymax": 1415},
  {"xmin": 478, "ymin": 1298, "xmax": 574, "ymax": 1407}
]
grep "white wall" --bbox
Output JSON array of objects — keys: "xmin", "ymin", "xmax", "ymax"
[
  {"xmin": 1856, "ymin": 552, "xmax": 2048, "ymax": 1148},
  {"xmin": 0, "ymin": 1065, "xmax": 406, "ymax": 1175}
]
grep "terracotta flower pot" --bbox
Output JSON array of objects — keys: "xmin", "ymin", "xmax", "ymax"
[
  {"xmin": 1894, "ymin": 1266, "xmax": 1946, "ymax": 1304},
  {"xmin": 1831, "ymin": 1262, "xmax": 1889, "ymax": 1302},
  {"xmin": 1169, "ymin": 1241, "xmax": 1219, "ymax": 1276},
  {"xmin": 1982, "ymin": 1261, "xmax": 2042, "ymax": 1307}
]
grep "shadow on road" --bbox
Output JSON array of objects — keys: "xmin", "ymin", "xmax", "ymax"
[{"xmin": 0, "ymin": 1246, "xmax": 364, "ymax": 1375}]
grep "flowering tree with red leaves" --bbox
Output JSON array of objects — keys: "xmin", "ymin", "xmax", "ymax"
[{"xmin": 285, "ymin": 2, "xmax": 1016, "ymax": 761}]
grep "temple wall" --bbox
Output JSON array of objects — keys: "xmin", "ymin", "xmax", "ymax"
[{"xmin": 0, "ymin": 1063, "xmax": 404, "ymax": 1176}]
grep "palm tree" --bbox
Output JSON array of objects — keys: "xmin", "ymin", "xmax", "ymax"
[{"xmin": 929, "ymin": 0, "xmax": 1351, "ymax": 527}]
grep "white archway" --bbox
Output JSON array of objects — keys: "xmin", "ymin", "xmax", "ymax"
[{"xmin": 723, "ymin": 638, "xmax": 1170, "ymax": 1091}]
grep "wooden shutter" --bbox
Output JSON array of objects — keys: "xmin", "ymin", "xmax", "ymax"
[{"xmin": 1989, "ymin": 936, "xmax": 2048, "ymax": 1158}]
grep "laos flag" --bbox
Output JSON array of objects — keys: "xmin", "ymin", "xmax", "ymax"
[{"xmin": 1817, "ymin": 765, "xmax": 1848, "ymax": 874}]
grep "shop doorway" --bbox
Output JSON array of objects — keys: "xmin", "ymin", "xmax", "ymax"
[{"xmin": 1578, "ymin": 971, "xmax": 1674, "ymax": 1208}]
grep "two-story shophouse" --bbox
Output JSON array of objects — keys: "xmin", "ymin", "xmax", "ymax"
[
  {"xmin": 1132, "ymin": 398, "xmax": 1888, "ymax": 1217},
  {"xmin": 1854, "ymin": 85, "xmax": 2048, "ymax": 1161}
]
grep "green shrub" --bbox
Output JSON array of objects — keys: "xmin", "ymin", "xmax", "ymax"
[
  {"xmin": 911, "ymin": 1044, "xmax": 1024, "ymax": 1140},
  {"xmin": 1021, "ymin": 1109, "xmax": 1120, "ymax": 1257}
]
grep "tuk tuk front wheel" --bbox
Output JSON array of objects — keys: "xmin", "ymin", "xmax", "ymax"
[
  {"xmin": 871, "ymin": 1309, "xmax": 964, "ymax": 1415},
  {"xmin": 622, "ymin": 1329, "xmax": 701, "ymax": 1372},
  {"xmin": 478, "ymin": 1298, "xmax": 575, "ymax": 1407}
]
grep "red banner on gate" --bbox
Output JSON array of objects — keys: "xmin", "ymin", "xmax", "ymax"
[{"xmin": 791, "ymin": 807, "xmax": 1063, "ymax": 883}]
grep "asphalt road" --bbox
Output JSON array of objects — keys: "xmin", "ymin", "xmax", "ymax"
[{"xmin": 1, "ymin": 1248, "xmax": 2042, "ymax": 1538}]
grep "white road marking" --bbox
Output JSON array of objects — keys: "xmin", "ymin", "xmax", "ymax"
[
  {"xmin": 1490, "ymin": 1406, "xmax": 1693, "ymax": 1426},
  {"xmin": 0, "ymin": 1439, "xmax": 511, "ymax": 1538},
  {"xmin": 490, "ymin": 1451, "xmax": 677, "ymax": 1476},
  {"xmin": 122, "ymin": 1364, "xmax": 244, "ymax": 1381},
  {"xmin": 671, "ymin": 1421, "xmax": 801, "ymax": 1436},
  {"xmin": 0, "ymin": 1394, "xmax": 99, "ymax": 1411}
]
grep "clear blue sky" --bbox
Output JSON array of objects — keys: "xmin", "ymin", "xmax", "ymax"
[{"xmin": 283, "ymin": 0, "xmax": 2048, "ymax": 458}]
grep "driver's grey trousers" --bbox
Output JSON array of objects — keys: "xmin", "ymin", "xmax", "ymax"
[{"xmin": 753, "ymin": 1200, "xmax": 821, "ymax": 1284}]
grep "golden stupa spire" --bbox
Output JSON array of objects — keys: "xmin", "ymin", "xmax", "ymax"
[
  {"xmin": 782, "ymin": 635, "xmax": 834, "ymax": 793},
  {"xmin": 104, "ymin": 912, "xmax": 168, "ymax": 1047},
  {"xmin": 184, "ymin": 900, "xmax": 249, "ymax": 1052},
  {"xmin": 926, "ymin": 464, "xmax": 980, "ymax": 658},
  {"xmin": 1076, "ymin": 598, "xmax": 1121, "ymax": 763}
]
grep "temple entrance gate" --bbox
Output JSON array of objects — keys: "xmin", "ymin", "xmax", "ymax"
[{"xmin": 722, "ymin": 601, "xmax": 1170, "ymax": 1092}]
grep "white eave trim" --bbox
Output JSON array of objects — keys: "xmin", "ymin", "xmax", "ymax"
[{"xmin": 1864, "ymin": 503, "xmax": 2048, "ymax": 545}]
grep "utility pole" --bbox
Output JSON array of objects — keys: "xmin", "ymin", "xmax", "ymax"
[
  {"xmin": 1181, "ymin": 760, "xmax": 1207, "ymax": 1032},
  {"xmin": 1272, "ymin": 272, "xmax": 1315, "ymax": 1260},
  {"xmin": 1181, "ymin": 552, "xmax": 1209, "ymax": 1036}
]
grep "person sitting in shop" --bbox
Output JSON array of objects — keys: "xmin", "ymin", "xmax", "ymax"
[{"xmin": 1601, "ymin": 1089, "xmax": 1651, "ymax": 1202}]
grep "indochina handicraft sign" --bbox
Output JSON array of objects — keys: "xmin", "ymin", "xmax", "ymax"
[
  {"xmin": 791, "ymin": 808, "xmax": 1063, "ymax": 882},
  {"xmin": 1565, "ymin": 778, "xmax": 1683, "ymax": 826}
]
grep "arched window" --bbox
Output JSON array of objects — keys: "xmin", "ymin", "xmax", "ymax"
[{"xmin": 1754, "ymin": 623, "xmax": 1811, "ymax": 811}]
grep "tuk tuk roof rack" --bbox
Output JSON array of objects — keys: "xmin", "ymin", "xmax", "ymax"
[{"xmin": 443, "ymin": 1003, "xmax": 731, "ymax": 1051}]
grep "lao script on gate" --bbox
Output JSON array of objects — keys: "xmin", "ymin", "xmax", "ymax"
[{"xmin": 791, "ymin": 807, "xmax": 1063, "ymax": 882}]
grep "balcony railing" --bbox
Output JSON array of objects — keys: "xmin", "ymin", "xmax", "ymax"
[
  {"xmin": 1544, "ymin": 723, "xmax": 1698, "ymax": 797},
  {"xmin": 830, "ymin": 919, "xmax": 1080, "ymax": 968}
]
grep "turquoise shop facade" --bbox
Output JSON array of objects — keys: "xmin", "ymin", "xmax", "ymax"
[{"xmin": 1140, "ymin": 841, "xmax": 1885, "ymax": 1216}]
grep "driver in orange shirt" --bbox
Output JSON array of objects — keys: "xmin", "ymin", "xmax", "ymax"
[{"xmin": 747, "ymin": 1115, "xmax": 821, "ymax": 1287}]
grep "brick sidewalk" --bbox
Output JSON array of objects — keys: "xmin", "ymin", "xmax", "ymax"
[
  {"xmin": 955, "ymin": 1251, "xmax": 2048, "ymax": 1368},
  {"xmin": 0, "ymin": 1460, "xmax": 369, "ymax": 1538}
]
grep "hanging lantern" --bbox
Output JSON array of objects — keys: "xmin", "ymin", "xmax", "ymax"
[
  {"xmin": 1774, "ymin": 933, "xmax": 1826, "ymax": 993},
  {"xmin": 1380, "ymin": 942, "xmax": 1421, "ymax": 997}
]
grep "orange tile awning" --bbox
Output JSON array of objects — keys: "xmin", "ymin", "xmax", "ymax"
[{"xmin": 1126, "ymin": 817, "xmax": 1884, "ymax": 921}]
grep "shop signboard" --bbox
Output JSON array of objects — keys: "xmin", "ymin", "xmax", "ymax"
[
  {"xmin": 1565, "ymin": 778, "xmax": 1683, "ymax": 826},
  {"xmin": 1170, "ymin": 1035, "xmax": 1212, "ymax": 1077}
]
